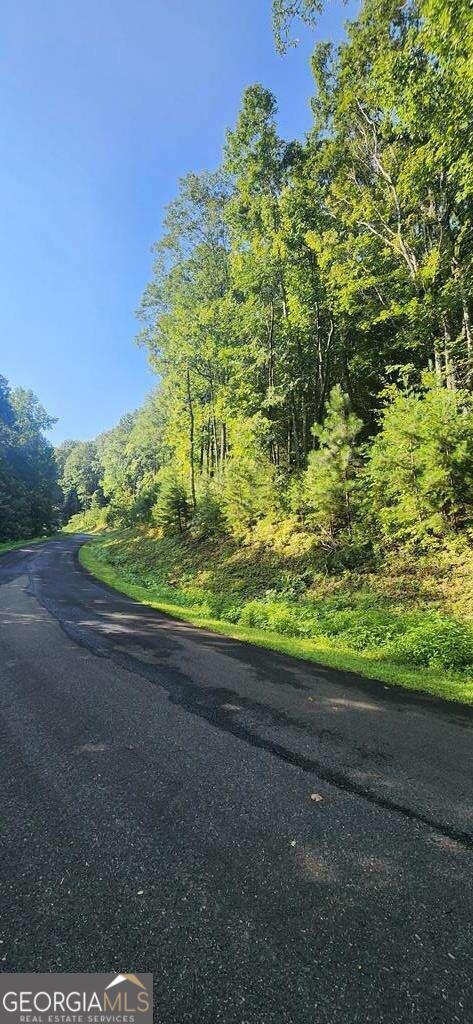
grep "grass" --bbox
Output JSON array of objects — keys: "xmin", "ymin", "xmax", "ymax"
[
  {"xmin": 0, "ymin": 535, "xmax": 54, "ymax": 555},
  {"xmin": 79, "ymin": 529, "xmax": 473, "ymax": 705}
]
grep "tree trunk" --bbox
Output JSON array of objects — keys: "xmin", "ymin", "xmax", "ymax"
[
  {"xmin": 267, "ymin": 300, "xmax": 275, "ymax": 390},
  {"xmin": 185, "ymin": 368, "xmax": 197, "ymax": 509},
  {"xmin": 442, "ymin": 316, "xmax": 456, "ymax": 390},
  {"xmin": 461, "ymin": 292, "xmax": 473, "ymax": 385},
  {"xmin": 220, "ymin": 422, "xmax": 227, "ymax": 465}
]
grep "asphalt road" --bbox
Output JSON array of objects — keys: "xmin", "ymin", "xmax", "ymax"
[{"xmin": 0, "ymin": 535, "xmax": 472, "ymax": 1023}]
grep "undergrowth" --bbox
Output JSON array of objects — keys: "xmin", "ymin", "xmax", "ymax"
[{"xmin": 79, "ymin": 528, "xmax": 473, "ymax": 704}]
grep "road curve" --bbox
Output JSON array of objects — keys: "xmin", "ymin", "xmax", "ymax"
[{"xmin": 0, "ymin": 534, "xmax": 472, "ymax": 1023}]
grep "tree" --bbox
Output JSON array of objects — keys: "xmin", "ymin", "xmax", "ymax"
[
  {"xmin": 367, "ymin": 378, "xmax": 473, "ymax": 547},
  {"xmin": 224, "ymin": 85, "xmax": 331, "ymax": 468},
  {"xmin": 61, "ymin": 0, "xmax": 473, "ymax": 566},
  {"xmin": 55, "ymin": 440, "xmax": 78, "ymax": 478},
  {"xmin": 223, "ymin": 416, "xmax": 277, "ymax": 538},
  {"xmin": 302, "ymin": 0, "xmax": 473, "ymax": 396},
  {"xmin": 299, "ymin": 386, "xmax": 363, "ymax": 541},
  {"xmin": 272, "ymin": 0, "xmax": 323, "ymax": 53},
  {"xmin": 61, "ymin": 441, "xmax": 103, "ymax": 511},
  {"xmin": 0, "ymin": 378, "xmax": 59, "ymax": 540},
  {"xmin": 152, "ymin": 470, "xmax": 191, "ymax": 535},
  {"xmin": 137, "ymin": 170, "xmax": 233, "ymax": 499}
]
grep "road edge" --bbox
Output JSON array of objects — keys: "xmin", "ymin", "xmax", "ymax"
[{"xmin": 77, "ymin": 535, "xmax": 473, "ymax": 711}]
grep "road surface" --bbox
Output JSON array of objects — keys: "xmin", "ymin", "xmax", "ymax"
[{"xmin": 0, "ymin": 535, "xmax": 472, "ymax": 1022}]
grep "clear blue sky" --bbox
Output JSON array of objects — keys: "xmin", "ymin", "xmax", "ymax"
[{"xmin": 1, "ymin": 0, "xmax": 355, "ymax": 444}]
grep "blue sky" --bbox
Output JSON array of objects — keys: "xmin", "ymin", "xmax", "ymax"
[{"xmin": 1, "ymin": 0, "xmax": 355, "ymax": 444}]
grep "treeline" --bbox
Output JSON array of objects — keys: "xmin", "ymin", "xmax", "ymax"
[
  {"xmin": 0, "ymin": 375, "xmax": 59, "ymax": 541},
  {"xmin": 62, "ymin": 0, "xmax": 473, "ymax": 559}
]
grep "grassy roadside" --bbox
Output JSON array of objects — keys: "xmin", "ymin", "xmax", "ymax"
[
  {"xmin": 79, "ymin": 530, "xmax": 473, "ymax": 705},
  {"xmin": 0, "ymin": 535, "xmax": 54, "ymax": 556}
]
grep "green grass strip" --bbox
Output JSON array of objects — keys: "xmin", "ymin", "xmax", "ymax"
[
  {"xmin": 79, "ymin": 535, "xmax": 473, "ymax": 706},
  {"xmin": 0, "ymin": 535, "xmax": 54, "ymax": 555}
]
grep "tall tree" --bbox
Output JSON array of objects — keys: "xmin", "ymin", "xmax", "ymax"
[{"xmin": 0, "ymin": 378, "xmax": 59, "ymax": 540}]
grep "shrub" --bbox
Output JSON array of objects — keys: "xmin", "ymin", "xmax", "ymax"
[
  {"xmin": 233, "ymin": 598, "xmax": 324, "ymax": 638},
  {"xmin": 386, "ymin": 620, "xmax": 473, "ymax": 669},
  {"xmin": 299, "ymin": 386, "xmax": 363, "ymax": 540},
  {"xmin": 64, "ymin": 504, "xmax": 108, "ymax": 533},
  {"xmin": 192, "ymin": 482, "xmax": 226, "ymax": 538},
  {"xmin": 319, "ymin": 607, "xmax": 406, "ymax": 650},
  {"xmin": 128, "ymin": 483, "xmax": 160, "ymax": 525},
  {"xmin": 223, "ymin": 416, "xmax": 277, "ymax": 539},
  {"xmin": 152, "ymin": 471, "xmax": 191, "ymax": 535},
  {"xmin": 366, "ymin": 379, "xmax": 473, "ymax": 549}
]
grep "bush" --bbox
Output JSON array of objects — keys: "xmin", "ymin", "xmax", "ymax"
[
  {"xmin": 386, "ymin": 620, "xmax": 473, "ymax": 669},
  {"xmin": 366, "ymin": 379, "xmax": 473, "ymax": 549},
  {"xmin": 191, "ymin": 483, "xmax": 226, "ymax": 538},
  {"xmin": 233, "ymin": 597, "xmax": 330, "ymax": 638},
  {"xmin": 152, "ymin": 471, "xmax": 191, "ymax": 535},
  {"xmin": 299, "ymin": 386, "xmax": 363, "ymax": 540},
  {"xmin": 237, "ymin": 599, "xmax": 305, "ymax": 636},
  {"xmin": 223, "ymin": 416, "xmax": 277, "ymax": 539},
  {"xmin": 317, "ymin": 606, "xmax": 406, "ymax": 650},
  {"xmin": 64, "ymin": 504, "xmax": 108, "ymax": 533},
  {"xmin": 128, "ymin": 483, "xmax": 160, "ymax": 525}
]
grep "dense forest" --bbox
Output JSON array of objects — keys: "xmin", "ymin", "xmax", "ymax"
[
  {"xmin": 60, "ymin": 0, "xmax": 472, "ymax": 556},
  {"xmin": 2, "ymin": 0, "xmax": 473, "ymax": 688}
]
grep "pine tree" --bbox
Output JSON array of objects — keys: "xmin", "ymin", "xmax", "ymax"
[{"xmin": 300, "ymin": 387, "xmax": 362, "ymax": 541}]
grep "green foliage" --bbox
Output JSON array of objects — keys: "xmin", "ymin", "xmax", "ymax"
[
  {"xmin": 222, "ymin": 417, "xmax": 277, "ymax": 538},
  {"xmin": 80, "ymin": 529, "xmax": 473, "ymax": 703},
  {"xmin": 298, "ymin": 386, "xmax": 363, "ymax": 540},
  {"xmin": 0, "ymin": 375, "xmax": 59, "ymax": 541},
  {"xmin": 59, "ymin": 441, "xmax": 103, "ymax": 512},
  {"xmin": 272, "ymin": 0, "xmax": 322, "ymax": 54},
  {"xmin": 119, "ymin": 0, "xmax": 472, "ymax": 556},
  {"xmin": 192, "ymin": 480, "xmax": 226, "ymax": 538},
  {"xmin": 63, "ymin": 505, "xmax": 108, "ymax": 534},
  {"xmin": 152, "ymin": 470, "xmax": 191, "ymax": 535},
  {"xmin": 367, "ymin": 380, "xmax": 473, "ymax": 547},
  {"xmin": 59, "ymin": 0, "xmax": 473, "ymax": 698},
  {"xmin": 387, "ymin": 620, "xmax": 473, "ymax": 670}
]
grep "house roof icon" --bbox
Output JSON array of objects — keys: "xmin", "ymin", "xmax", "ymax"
[{"xmin": 106, "ymin": 974, "xmax": 146, "ymax": 990}]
